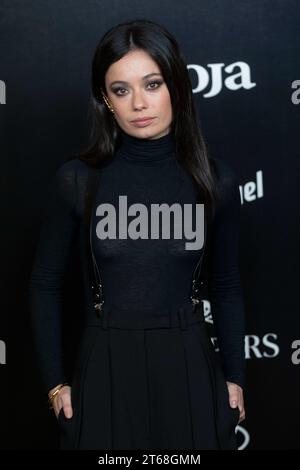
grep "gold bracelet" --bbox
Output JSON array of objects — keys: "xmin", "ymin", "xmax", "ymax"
[{"xmin": 48, "ymin": 382, "xmax": 68, "ymax": 409}]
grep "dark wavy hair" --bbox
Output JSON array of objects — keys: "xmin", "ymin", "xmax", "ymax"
[{"xmin": 68, "ymin": 18, "xmax": 220, "ymax": 219}]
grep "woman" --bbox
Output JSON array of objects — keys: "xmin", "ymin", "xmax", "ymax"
[{"xmin": 29, "ymin": 18, "xmax": 246, "ymax": 450}]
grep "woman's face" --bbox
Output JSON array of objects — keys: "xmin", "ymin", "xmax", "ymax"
[{"xmin": 104, "ymin": 49, "xmax": 173, "ymax": 140}]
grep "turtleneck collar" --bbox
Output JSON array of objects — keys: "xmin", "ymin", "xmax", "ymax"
[{"xmin": 117, "ymin": 128, "xmax": 176, "ymax": 166}]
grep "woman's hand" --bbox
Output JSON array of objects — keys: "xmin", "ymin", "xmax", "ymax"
[
  {"xmin": 226, "ymin": 381, "xmax": 245, "ymax": 424},
  {"xmin": 48, "ymin": 384, "xmax": 73, "ymax": 419}
]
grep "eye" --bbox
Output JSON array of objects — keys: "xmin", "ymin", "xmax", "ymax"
[
  {"xmin": 146, "ymin": 80, "xmax": 163, "ymax": 90},
  {"xmin": 112, "ymin": 80, "xmax": 163, "ymax": 97},
  {"xmin": 112, "ymin": 87, "xmax": 127, "ymax": 96}
]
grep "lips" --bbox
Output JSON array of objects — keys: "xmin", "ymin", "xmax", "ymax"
[{"xmin": 131, "ymin": 117, "xmax": 154, "ymax": 123}]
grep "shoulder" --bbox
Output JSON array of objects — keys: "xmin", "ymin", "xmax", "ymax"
[
  {"xmin": 45, "ymin": 158, "xmax": 90, "ymax": 209},
  {"xmin": 54, "ymin": 157, "xmax": 89, "ymax": 179},
  {"xmin": 209, "ymin": 156, "xmax": 241, "ymax": 212},
  {"xmin": 50, "ymin": 157, "xmax": 91, "ymax": 192},
  {"xmin": 209, "ymin": 156, "xmax": 239, "ymax": 188}
]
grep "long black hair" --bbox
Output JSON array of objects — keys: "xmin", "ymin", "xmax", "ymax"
[{"xmin": 68, "ymin": 18, "xmax": 220, "ymax": 219}]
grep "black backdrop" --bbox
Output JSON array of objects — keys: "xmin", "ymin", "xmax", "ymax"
[{"xmin": 1, "ymin": 0, "xmax": 299, "ymax": 450}]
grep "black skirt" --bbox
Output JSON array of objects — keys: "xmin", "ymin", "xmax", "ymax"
[{"xmin": 57, "ymin": 301, "xmax": 239, "ymax": 450}]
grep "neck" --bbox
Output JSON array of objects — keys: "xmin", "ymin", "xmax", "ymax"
[{"xmin": 116, "ymin": 129, "xmax": 176, "ymax": 166}]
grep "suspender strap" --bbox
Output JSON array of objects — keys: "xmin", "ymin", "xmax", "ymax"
[
  {"xmin": 83, "ymin": 165, "xmax": 104, "ymax": 316},
  {"xmin": 190, "ymin": 208, "xmax": 212, "ymax": 304}
]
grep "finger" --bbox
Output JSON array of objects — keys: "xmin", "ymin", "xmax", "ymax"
[
  {"xmin": 63, "ymin": 403, "xmax": 73, "ymax": 419},
  {"xmin": 229, "ymin": 398, "xmax": 238, "ymax": 408},
  {"xmin": 238, "ymin": 410, "xmax": 246, "ymax": 423},
  {"xmin": 227, "ymin": 390, "xmax": 239, "ymax": 408},
  {"xmin": 53, "ymin": 396, "xmax": 61, "ymax": 417}
]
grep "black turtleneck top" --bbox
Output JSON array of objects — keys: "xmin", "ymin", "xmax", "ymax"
[{"xmin": 28, "ymin": 129, "xmax": 245, "ymax": 392}]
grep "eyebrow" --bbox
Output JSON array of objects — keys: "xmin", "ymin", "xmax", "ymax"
[{"xmin": 109, "ymin": 73, "xmax": 163, "ymax": 87}]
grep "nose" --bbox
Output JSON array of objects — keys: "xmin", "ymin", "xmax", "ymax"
[{"xmin": 132, "ymin": 89, "xmax": 148, "ymax": 111}]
